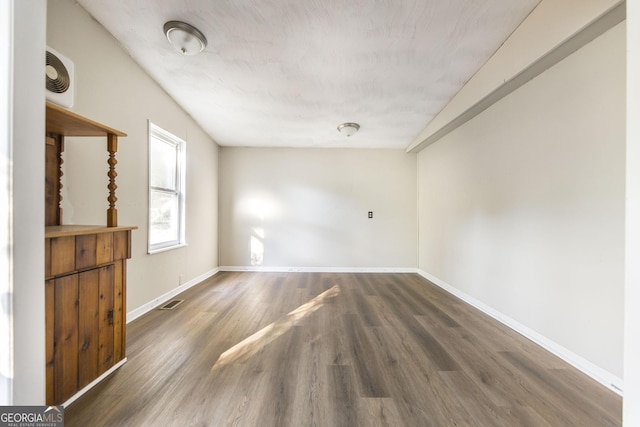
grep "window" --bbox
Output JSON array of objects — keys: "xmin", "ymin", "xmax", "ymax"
[{"xmin": 148, "ymin": 122, "xmax": 186, "ymax": 253}]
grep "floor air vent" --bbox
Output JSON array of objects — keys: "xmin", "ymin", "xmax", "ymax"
[{"xmin": 159, "ymin": 299, "xmax": 184, "ymax": 310}]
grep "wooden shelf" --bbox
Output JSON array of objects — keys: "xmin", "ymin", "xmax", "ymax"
[
  {"xmin": 45, "ymin": 103, "xmax": 126, "ymax": 227},
  {"xmin": 46, "ymin": 102, "xmax": 126, "ymax": 137}
]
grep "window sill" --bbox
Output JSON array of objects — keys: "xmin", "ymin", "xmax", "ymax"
[{"xmin": 148, "ymin": 243, "xmax": 187, "ymax": 255}]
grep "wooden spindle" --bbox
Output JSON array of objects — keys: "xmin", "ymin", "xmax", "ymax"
[
  {"xmin": 107, "ymin": 134, "xmax": 118, "ymax": 227},
  {"xmin": 58, "ymin": 138, "xmax": 64, "ymax": 224}
]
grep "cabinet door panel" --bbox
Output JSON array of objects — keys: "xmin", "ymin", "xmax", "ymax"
[
  {"xmin": 78, "ymin": 269, "xmax": 100, "ymax": 389},
  {"xmin": 98, "ymin": 265, "xmax": 115, "ymax": 374},
  {"xmin": 53, "ymin": 274, "xmax": 79, "ymax": 403}
]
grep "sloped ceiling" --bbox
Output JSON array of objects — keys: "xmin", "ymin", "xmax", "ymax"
[{"xmin": 75, "ymin": 0, "xmax": 539, "ymax": 149}]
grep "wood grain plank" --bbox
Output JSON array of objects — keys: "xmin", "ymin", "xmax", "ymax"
[
  {"xmin": 50, "ymin": 236, "xmax": 75, "ymax": 276},
  {"xmin": 439, "ymin": 370, "xmax": 517, "ymax": 427},
  {"xmin": 342, "ymin": 313, "xmax": 389, "ymax": 397},
  {"xmin": 500, "ymin": 351, "xmax": 620, "ymax": 426},
  {"xmin": 113, "ymin": 260, "xmax": 125, "ymax": 362},
  {"xmin": 78, "ymin": 269, "xmax": 100, "ymax": 389},
  {"xmin": 75, "ymin": 234, "xmax": 97, "ymax": 270},
  {"xmin": 258, "ymin": 326, "xmax": 303, "ymax": 426},
  {"xmin": 351, "ymin": 286, "xmax": 382, "ymax": 326},
  {"xmin": 365, "ymin": 314, "xmax": 474, "ymax": 427},
  {"xmin": 291, "ymin": 313, "xmax": 330, "ymax": 426},
  {"xmin": 328, "ymin": 365, "xmax": 358, "ymax": 427},
  {"xmin": 54, "ymin": 274, "xmax": 79, "ymax": 403},
  {"xmin": 550, "ymin": 367, "xmax": 621, "ymax": 422},
  {"xmin": 396, "ymin": 277, "xmax": 460, "ymax": 327},
  {"xmin": 359, "ymin": 397, "xmax": 405, "ymax": 427},
  {"xmin": 96, "ymin": 232, "xmax": 114, "ymax": 265},
  {"xmin": 98, "ymin": 265, "xmax": 115, "ymax": 374},
  {"xmin": 377, "ymin": 284, "xmax": 461, "ymax": 372},
  {"xmin": 113, "ymin": 230, "xmax": 130, "ymax": 259}
]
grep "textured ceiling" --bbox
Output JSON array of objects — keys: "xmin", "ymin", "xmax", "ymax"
[{"xmin": 76, "ymin": 0, "xmax": 539, "ymax": 149}]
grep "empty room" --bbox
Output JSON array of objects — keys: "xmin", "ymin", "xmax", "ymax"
[{"xmin": 4, "ymin": 0, "xmax": 640, "ymax": 426}]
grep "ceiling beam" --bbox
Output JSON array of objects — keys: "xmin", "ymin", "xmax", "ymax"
[{"xmin": 406, "ymin": 1, "xmax": 626, "ymax": 154}]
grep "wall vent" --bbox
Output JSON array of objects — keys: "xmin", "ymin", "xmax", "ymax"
[
  {"xmin": 159, "ymin": 299, "xmax": 184, "ymax": 310},
  {"xmin": 46, "ymin": 46, "xmax": 75, "ymax": 108}
]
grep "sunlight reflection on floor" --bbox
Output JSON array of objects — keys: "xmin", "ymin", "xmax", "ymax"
[{"xmin": 212, "ymin": 284, "xmax": 340, "ymax": 370}]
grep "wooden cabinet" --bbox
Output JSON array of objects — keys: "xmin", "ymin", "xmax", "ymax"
[
  {"xmin": 45, "ymin": 227, "xmax": 133, "ymax": 404},
  {"xmin": 44, "ymin": 103, "xmax": 136, "ymax": 405}
]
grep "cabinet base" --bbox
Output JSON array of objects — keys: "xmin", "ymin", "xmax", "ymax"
[{"xmin": 61, "ymin": 358, "xmax": 127, "ymax": 408}]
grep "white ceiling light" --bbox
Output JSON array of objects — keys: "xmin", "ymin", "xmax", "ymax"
[
  {"xmin": 337, "ymin": 122, "xmax": 360, "ymax": 137},
  {"xmin": 163, "ymin": 21, "xmax": 207, "ymax": 55}
]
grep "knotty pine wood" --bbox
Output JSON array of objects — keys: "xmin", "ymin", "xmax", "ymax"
[
  {"xmin": 113, "ymin": 260, "xmax": 126, "ymax": 361},
  {"xmin": 49, "ymin": 236, "xmax": 75, "ymax": 277},
  {"xmin": 76, "ymin": 234, "xmax": 98, "ymax": 270},
  {"xmin": 98, "ymin": 264, "xmax": 116, "ymax": 373},
  {"xmin": 46, "ymin": 230, "xmax": 133, "ymax": 404},
  {"xmin": 97, "ymin": 232, "xmax": 114, "ymax": 265},
  {"xmin": 45, "ymin": 228, "xmax": 134, "ymax": 280},
  {"xmin": 78, "ymin": 268, "xmax": 100, "ymax": 389},
  {"xmin": 65, "ymin": 272, "xmax": 621, "ymax": 426},
  {"xmin": 54, "ymin": 274, "xmax": 79, "ymax": 403},
  {"xmin": 113, "ymin": 230, "xmax": 131, "ymax": 260}
]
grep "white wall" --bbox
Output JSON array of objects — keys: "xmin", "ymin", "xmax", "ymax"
[
  {"xmin": 625, "ymin": 1, "xmax": 640, "ymax": 424},
  {"xmin": 47, "ymin": 0, "xmax": 219, "ymax": 313},
  {"xmin": 220, "ymin": 148, "xmax": 416, "ymax": 269},
  {"xmin": 0, "ymin": 0, "xmax": 12, "ymax": 405},
  {"xmin": 11, "ymin": 0, "xmax": 47, "ymax": 405},
  {"xmin": 418, "ymin": 22, "xmax": 625, "ymax": 381}
]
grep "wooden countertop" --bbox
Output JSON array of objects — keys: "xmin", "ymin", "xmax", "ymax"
[{"xmin": 45, "ymin": 225, "xmax": 137, "ymax": 238}]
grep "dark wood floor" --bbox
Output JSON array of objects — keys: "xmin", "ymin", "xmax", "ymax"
[{"xmin": 65, "ymin": 272, "xmax": 621, "ymax": 426}]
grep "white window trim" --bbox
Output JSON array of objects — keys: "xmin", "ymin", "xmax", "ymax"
[{"xmin": 148, "ymin": 121, "xmax": 186, "ymax": 254}]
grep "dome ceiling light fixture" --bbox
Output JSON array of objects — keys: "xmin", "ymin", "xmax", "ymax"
[
  {"xmin": 337, "ymin": 122, "xmax": 360, "ymax": 137},
  {"xmin": 163, "ymin": 21, "xmax": 207, "ymax": 55}
]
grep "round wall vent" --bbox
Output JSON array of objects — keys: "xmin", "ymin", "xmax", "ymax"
[{"xmin": 46, "ymin": 50, "xmax": 71, "ymax": 94}]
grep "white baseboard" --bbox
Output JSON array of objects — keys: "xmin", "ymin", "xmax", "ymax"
[
  {"xmin": 63, "ymin": 358, "xmax": 127, "ymax": 407},
  {"xmin": 219, "ymin": 266, "xmax": 419, "ymax": 273},
  {"xmin": 127, "ymin": 268, "xmax": 220, "ymax": 323},
  {"xmin": 417, "ymin": 269, "xmax": 624, "ymax": 396}
]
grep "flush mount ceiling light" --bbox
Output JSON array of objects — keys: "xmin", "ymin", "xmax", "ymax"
[
  {"xmin": 163, "ymin": 21, "xmax": 207, "ymax": 55},
  {"xmin": 337, "ymin": 122, "xmax": 360, "ymax": 137}
]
